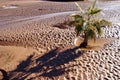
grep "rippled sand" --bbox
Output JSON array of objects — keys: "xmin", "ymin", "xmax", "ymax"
[{"xmin": 0, "ymin": 0, "xmax": 120, "ymax": 80}]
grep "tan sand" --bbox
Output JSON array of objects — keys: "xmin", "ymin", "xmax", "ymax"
[
  {"xmin": 0, "ymin": 46, "xmax": 46, "ymax": 71},
  {"xmin": 0, "ymin": 0, "xmax": 120, "ymax": 80},
  {"xmin": 75, "ymin": 38, "xmax": 116, "ymax": 50}
]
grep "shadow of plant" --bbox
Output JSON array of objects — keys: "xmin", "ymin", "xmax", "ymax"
[
  {"xmin": 0, "ymin": 69, "xmax": 9, "ymax": 80},
  {"xmin": 9, "ymin": 46, "xmax": 83, "ymax": 79}
]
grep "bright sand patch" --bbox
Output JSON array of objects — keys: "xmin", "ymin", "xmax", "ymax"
[
  {"xmin": 0, "ymin": 46, "xmax": 46, "ymax": 72},
  {"xmin": 75, "ymin": 38, "xmax": 116, "ymax": 50},
  {"xmin": 2, "ymin": 5, "xmax": 18, "ymax": 9},
  {"xmin": 87, "ymin": 38, "xmax": 116, "ymax": 50}
]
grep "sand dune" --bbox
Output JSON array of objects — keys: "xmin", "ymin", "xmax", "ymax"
[{"xmin": 0, "ymin": 0, "xmax": 120, "ymax": 80}]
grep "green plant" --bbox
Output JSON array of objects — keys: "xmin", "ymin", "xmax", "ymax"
[{"xmin": 69, "ymin": 0, "xmax": 111, "ymax": 48}]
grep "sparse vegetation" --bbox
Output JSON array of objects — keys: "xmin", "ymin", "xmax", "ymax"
[{"xmin": 68, "ymin": 0, "xmax": 111, "ymax": 48}]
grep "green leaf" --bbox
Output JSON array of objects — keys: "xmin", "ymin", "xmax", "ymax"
[
  {"xmin": 92, "ymin": 20, "xmax": 102, "ymax": 35},
  {"xmin": 100, "ymin": 19, "xmax": 112, "ymax": 27},
  {"xmin": 86, "ymin": 29, "xmax": 96, "ymax": 39},
  {"xmin": 72, "ymin": 14, "xmax": 83, "ymax": 21},
  {"xmin": 88, "ymin": 8, "xmax": 101, "ymax": 15},
  {"xmin": 75, "ymin": 24, "xmax": 84, "ymax": 36}
]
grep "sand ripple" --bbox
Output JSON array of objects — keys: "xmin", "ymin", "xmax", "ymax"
[{"xmin": 0, "ymin": 1, "xmax": 120, "ymax": 79}]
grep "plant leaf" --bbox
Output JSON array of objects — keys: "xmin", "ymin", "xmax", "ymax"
[
  {"xmin": 86, "ymin": 28, "xmax": 96, "ymax": 39},
  {"xmin": 92, "ymin": 0, "xmax": 97, "ymax": 8},
  {"xmin": 100, "ymin": 19, "xmax": 112, "ymax": 27},
  {"xmin": 92, "ymin": 20, "xmax": 102, "ymax": 35},
  {"xmin": 88, "ymin": 8, "xmax": 101, "ymax": 15},
  {"xmin": 75, "ymin": 24, "xmax": 84, "ymax": 36},
  {"xmin": 75, "ymin": 2, "xmax": 84, "ymax": 13},
  {"xmin": 72, "ymin": 14, "xmax": 83, "ymax": 21}
]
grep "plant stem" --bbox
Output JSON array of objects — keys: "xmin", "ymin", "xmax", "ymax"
[{"xmin": 74, "ymin": 2, "xmax": 84, "ymax": 13}]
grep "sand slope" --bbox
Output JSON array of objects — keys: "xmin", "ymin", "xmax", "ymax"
[{"xmin": 0, "ymin": 0, "xmax": 120, "ymax": 80}]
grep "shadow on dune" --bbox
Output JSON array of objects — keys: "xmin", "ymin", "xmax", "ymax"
[
  {"xmin": 0, "ymin": 69, "xmax": 9, "ymax": 80},
  {"xmin": 9, "ymin": 46, "xmax": 83, "ymax": 79}
]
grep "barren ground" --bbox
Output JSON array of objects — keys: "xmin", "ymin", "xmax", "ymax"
[{"xmin": 0, "ymin": 0, "xmax": 120, "ymax": 80}]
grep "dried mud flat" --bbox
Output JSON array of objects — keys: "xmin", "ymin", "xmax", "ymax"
[{"xmin": 0, "ymin": 0, "xmax": 120, "ymax": 80}]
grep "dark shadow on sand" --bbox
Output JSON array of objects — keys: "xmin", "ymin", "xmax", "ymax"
[
  {"xmin": 9, "ymin": 46, "xmax": 83, "ymax": 79},
  {"xmin": 0, "ymin": 69, "xmax": 9, "ymax": 80}
]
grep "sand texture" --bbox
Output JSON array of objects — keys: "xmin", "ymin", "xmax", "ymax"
[{"xmin": 0, "ymin": 0, "xmax": 120, "ymax": 80}]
